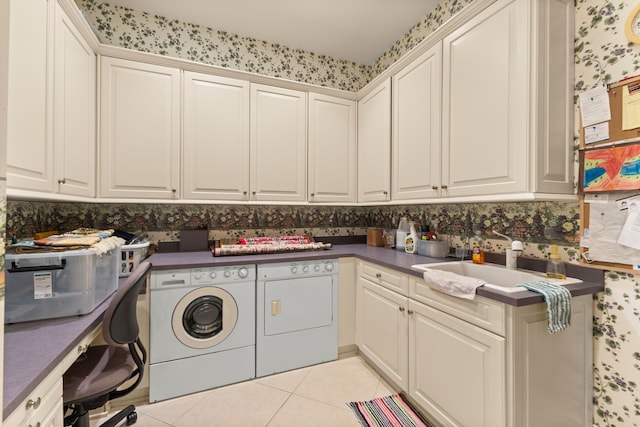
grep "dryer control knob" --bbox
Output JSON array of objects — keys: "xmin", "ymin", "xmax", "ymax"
[
  {"xmin": 193, "ymin": 270, "xmax": 203, "ymax": 280},
  {"xmin": 325, "ymin": 262, "xmax": 334, "ymax": 272},
  {"xmin": 209, "ymin": 271, "xmax": 217, "ymax": 279},
  {"xmin": 238, "ymin": 267, "xmax": 249, "ymax": 278},
  {"xmin": 291, "ymin": 266, "xmax": 298, "ymax": 274},
  {"xmin": 303, "ymin": 265, "xmax": 309, "ymax": 273},
  {"xmin": 224, "ymin": 271, "xmax": 231, "ymax": 278},
  {"xmin": 314, "ymin": 265, "xmax": 321, "ymax": 272}
]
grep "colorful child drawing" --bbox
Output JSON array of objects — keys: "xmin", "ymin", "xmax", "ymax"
[{"xmin": 583, "ymin": 143, "xmax": 640, "ymax": 192}]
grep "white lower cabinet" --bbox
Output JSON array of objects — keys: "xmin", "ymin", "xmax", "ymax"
[
  {"xmin": 408, "ymin": 299, "xmax": 505, "ymax": 427},
  {"xmin": 356, "ymin": 272, "xmax": 409, "ymax": 390},
  {"xmin": 356, "ymin": 260, "xmax": 592, "ymax": 427}
]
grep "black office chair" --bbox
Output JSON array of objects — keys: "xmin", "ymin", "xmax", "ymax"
[{"xmin": 63, "ymin": 261, "xmax": 152, "ymax": 427}]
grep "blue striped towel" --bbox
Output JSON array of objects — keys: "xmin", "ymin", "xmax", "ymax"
[{"xmin": 517, "ymin": 281, "xmax": 571, "ymax": 333}]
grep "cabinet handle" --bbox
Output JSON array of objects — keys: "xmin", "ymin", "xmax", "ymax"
[
  {"xmin": 77, "ymin": 344, "xmax": 89, "ymax": 354},
  {"xmin": 58, "ymin": 178, "xmax": 66, "ymax": 184},
  {"xmin": 28, "ymin": 423, "xmax": 41, "ymax": 427},
  {"xmin": 432, "ymin": 185, "xmax": 438, "ymax": 190},
  {"xmin": 441, "ymin": 185, "xmax": 448, "ymax": 190},
  {"xmin": 375, "ymin": 273, "xmax": 382, "ymax": 279},
  {"xmin": 26, "ymin": 397, "xmax": 41, "ymax": 410},
  {"xmin": 408, "ymin": 309, "xmax": 414, "ymax": 315},
  {"xmin": 399, "ymin": 306, "xmax": 405, "ymax": 312}
]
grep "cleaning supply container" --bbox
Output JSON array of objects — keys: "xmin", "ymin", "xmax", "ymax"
[{"xmin": 119, "ymin": 240, "xmax": 151, "ymax": 277}]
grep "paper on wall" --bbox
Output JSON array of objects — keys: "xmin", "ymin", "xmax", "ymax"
[
  {"xmin": 588, "ymin": 191, "xmax": 640, "ymax": 265},
  {"xmin": 584, "ymin": 122, "xmax": 610, "ymax": 144},
  {"xmin": 618, "ymin": 202, "xmax": 640, "ymax": 250},
  {"xmin": 579, "ymin": 86, "xmax": 611, "ymax": 127},
  {"xmin": 622, "ymin": 82, "xmax": 640, "ymax": 130}
]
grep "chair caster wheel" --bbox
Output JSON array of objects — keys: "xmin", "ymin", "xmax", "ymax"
[{"xmin": 126, "ymin": 411, "xmax": 137, "ymax": 425}]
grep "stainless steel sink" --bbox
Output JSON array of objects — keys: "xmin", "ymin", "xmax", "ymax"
[{"xmin": 411, "ymin": 261, "xmax": 582, "ymax": 293}]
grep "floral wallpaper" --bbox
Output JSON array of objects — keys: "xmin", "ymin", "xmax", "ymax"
[
  {"xmin": 6, "ymin": 200, "xmax": 582, "ymax": 263},
  {"xmin": 575, "ymin": 1, "xmax": 640, "ymax": 426},
  {"xmin": 75, "ymin": 0, "xmax": 474, "ymax": 91}
]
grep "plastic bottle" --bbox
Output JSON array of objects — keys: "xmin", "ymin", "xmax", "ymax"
[
  {"xmin": 471, "ymin": 237, "xmax": 485, "ymax": 264},
  {"xmin": 396, "ymin": 217, "xmax": 409, "ymax": 251},
  {"xmin": 546, "ymin": 244, "xmax": 566, "ymax": 279},
  {"xmin": 405, "ymin": 222, "xmax": 418, "ymax": 254}
]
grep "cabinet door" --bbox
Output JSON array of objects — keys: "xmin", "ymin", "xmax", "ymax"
[
  {"xmin": 409, "ymin": 300, "xmax": 505, "ymax": 427},
  {"xmin": 6, "ymin": 0, "xmax": 54, "ymax": 192},
  {"xmin": 54, "ymin": 4, "xmax": 96, "ymax": 197},
  {"xmin": 392, "ymin": 44, "xmax": 442, "ymax": 200},
  {"xmin": 250, "ymin": 84, "xmax": 306, "ymax": 202},
  {"xmin": 441, "ymin": 0, "xmax": 527, "ymax": 197},
  {"xmin": 357, "ymin": 78, "xmax": 391, "ymax": 202},
  {"xmin": 183, "ymin": 72, "xmax": 250, "ymax": 200},
  {"xmin": 356, "ymin": 275, "xmax": 408, "ymax": 390},
  {"xmin": 99, "ymin": 57, "xmax": 180, "ymax": 199},
  {"xmin": 308, "ymin": 93, "xmax": 356, "ymax": 203}
]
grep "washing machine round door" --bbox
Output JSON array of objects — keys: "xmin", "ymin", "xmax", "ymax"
[{"xmin": 172, "ymin": 287, "xmax": 238, "ymax": 349}]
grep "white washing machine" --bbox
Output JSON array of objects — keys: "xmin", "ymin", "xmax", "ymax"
[
  {"xmin": 256, "ymin": 259, "xmax": 338, "ymax": 377},
  {"xmin": 149, "ymin": 265, "xmax": 255, "ymax": 402}
]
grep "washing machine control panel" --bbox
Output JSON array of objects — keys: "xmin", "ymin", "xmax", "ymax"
[{"xmin": 191, "ymin": 265, "xmax": 255, "ymax": 284}]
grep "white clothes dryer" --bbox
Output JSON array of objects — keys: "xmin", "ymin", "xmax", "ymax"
[{"xmin": 149, "ymin": 265, "xmax": 255, "ymax": 402}]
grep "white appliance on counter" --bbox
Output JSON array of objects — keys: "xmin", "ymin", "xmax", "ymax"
[
  {"xmin": 149, "ymin": 265, "xmax": 255, "ymax": 402},
  {"xmin": 256, "ymin": 259, "xmax": 338, "ymax": 377}
]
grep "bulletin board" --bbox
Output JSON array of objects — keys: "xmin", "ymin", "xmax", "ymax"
[{"xmin": 579, "ymin": 75, "xmax": 640, "ymax": 273}]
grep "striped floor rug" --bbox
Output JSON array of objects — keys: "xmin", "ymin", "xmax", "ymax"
[{"xmin": 347, "ymin": 394, "xmax": 433, "ymax": 427}]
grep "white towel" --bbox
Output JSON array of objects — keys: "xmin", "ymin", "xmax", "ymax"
[{"xmin": 422, "ymin": 268, "xmax": 486, "ymax": 300}]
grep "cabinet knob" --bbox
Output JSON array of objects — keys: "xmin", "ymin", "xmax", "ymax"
[
  {"xmin": 28, "ymin": 423, "xmax": 41, "ymax": 427},
  {"xmin": 243, "ymin": 191, "xmax": 247, "ymax": 195},
  {"xmin": 58, "ymin": 178, "xmax": 66, "ymax": 184},
  {"xmin": 375, "ymin": 273, "xmax": 382, "ymax": 279},
  {"xmin": 310, "ymin": 193, "xmax": 315, "ymax": 197},
  {"xmin": 399, "ymin": 306, "xmax": 405, "ymax": 312},
  {"xmin": 77, "ymin": 344, "xmax": 89, "ymax": 354},
  {"xmin": 25, "ymin": 397, "xmax": 41, "ymax": 410},
  {"xmin": 432, "ymin": 185, "xmax": 438, "ymax": 190},
  {"xmin": 252, "ymin": 191, "xmax": 256, "ymax": 195},
  {"xmin": 171, "ymin": 189, "xmax": 177, "ymax": 194},
  {"xmin": 408, "ymin": 309, "xmax": 414, "ymax": 315},
  {"xmin": 383, "ymin": 191, "xmax": 388, "ymax": 195},
  {"xmin": 441, "ymin": 185, "xmax": 448, "ymax": 190}
]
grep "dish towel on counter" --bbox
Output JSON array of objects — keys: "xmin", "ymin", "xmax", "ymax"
[
  {"xmin": 517, "ymin": 281, "xmax": 572, "ymax": 333},
  {"xmin": 422, "ymin": 268, "xmax": 486, "ymax": 300}
]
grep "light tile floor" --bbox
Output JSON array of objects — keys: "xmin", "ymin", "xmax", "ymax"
[{"xmin": 91, "ymin": 355, "xmax": 396, "ymax": 427}]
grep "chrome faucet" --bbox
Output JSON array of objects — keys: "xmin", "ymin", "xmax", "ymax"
[{"xmin": 492, "ymin": 230, "xmax": 523, "ymax": 269}]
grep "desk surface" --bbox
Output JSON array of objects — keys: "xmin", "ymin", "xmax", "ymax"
[{"xmin": 3, "ymin": 295, "xmax": 110, "ymax": 419}]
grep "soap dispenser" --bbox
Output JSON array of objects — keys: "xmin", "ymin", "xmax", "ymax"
[{"xmin": 546, "ymin": 244, "xmax": 566, "ymax": 279}]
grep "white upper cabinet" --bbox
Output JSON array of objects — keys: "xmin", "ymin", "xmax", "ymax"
[
  {"xmin": 357, "ymin": 78, "xmax": 391, "ymax": 203},
  {"xmin": 250, "ymin": 84, "xmax": 307, "ymax": 202},
  {"xmin": 99, "ymin": 57, "xmax": 181, "ymax": 199},
  {"xmin": 392, "ymin": 44, "xmax": 442, "ymax": 200},
  {"xmin": 308, "ymin": 93, "xmax": 357, "ymax": 203},
  {"xmin": 54, "ymin": 3, "xmax": 96, "ymax": 197},
  {"xmin": 6, "ymin": 0, "xmax": 54, "ymax": 193},
  {"xmin": 7, "ymin": 0, "xmax": 96, "ymax": 198},
  {"xmin": 183, "ymin": 71, "xmax": 250, "ymax": 200},
  {"xmin": 441, "ymin": 0, "xmax": 574, "ymax": 197}
]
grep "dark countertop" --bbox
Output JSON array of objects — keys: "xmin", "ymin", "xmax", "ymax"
[
  {"xmin": 3, "ymin": 295, "xmax": 111, "ymax": 419},
  {"xmin": 148, "ymin": 244, "xmax": 604, "ymax": 306},
  {"xmin": 3, "ymin": 244, "xmax": 603, "ymax": 419}
]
